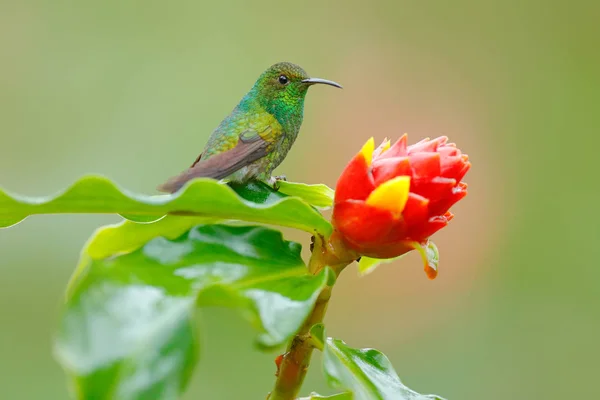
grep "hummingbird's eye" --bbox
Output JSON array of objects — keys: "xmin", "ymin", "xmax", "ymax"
[{"xmin": 278, "ymin": 75, "xmax": 289, "ymax": 85}]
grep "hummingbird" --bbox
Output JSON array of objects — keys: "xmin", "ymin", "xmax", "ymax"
[{"xmin": 157, "ymin": 62, "xmax": 342, "ymax": 193}]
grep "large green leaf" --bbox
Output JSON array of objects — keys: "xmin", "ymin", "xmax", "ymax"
[
  {"xmin": 78, "ymin": 180, "xmax": 299, "ymax": 264},
  {"xmin": 320, "ymin": 335, "xmax": 446, "ymax": 400},
  {"xmin": 67, "ymin": 216, "xmax": 218, "ymax": 296},
  {"xmin": 67, "ymin": 180, "xmax": 333, "ymax": 296},
  {"xmin": 81, "ymin": 216, "xmax": 215, "ymax": 261},
  {"xmin": 0, "ymin": 175, "xmax": 331, "ymax": 235},
  {"xmin": 55, "ymin": 224, "xmax": 331, "ymax": 400}
]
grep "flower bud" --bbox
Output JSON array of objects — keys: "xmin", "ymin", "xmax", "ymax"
[{"xmin": 332, "ymin": 135, "xmax": 470, "ymax": 277}]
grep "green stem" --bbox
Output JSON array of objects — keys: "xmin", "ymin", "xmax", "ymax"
[{"xmin": 268, "ymin": 232, "xmax": 357, "ymax": 400}]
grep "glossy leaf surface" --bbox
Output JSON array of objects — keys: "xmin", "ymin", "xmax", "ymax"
[
  {"xmin": 0, "ymin": 176, "xmax": 331, "ymax": 235},
  {"xmin": 56, "ymin": 224, "xmax": 331, "ymax": 399},
  {"xmin": 321, "ymin": 336, "xmax": 446, "ymax": 400}
]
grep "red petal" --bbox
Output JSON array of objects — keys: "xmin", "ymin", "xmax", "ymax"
[
  {"xmin": 408, "ymin": 136, "xmax": 448, "ymax": 154},
  {"xmin": 408, "ymin": 215, "xmax": 449, "ymax": 241},
  {"xmin": 332, "ymin": 200, "xmax": 396, "ymax": 247},
  {"xmin": 439, "ymin": 155, "xmax": 464, "ymax": 179},
  {"xmin": 357, "ymin": 240, "xmax": 416, "ymax": 259},
  {"xmin": 380, "ymin": 134, "xmax": 407, "ymax": 158},
  {"xmin": 411, "ymin": 177, "xmax": 456, "ymax": 201},
  {"xmin": 409, "ymin": 152, "xmax": 441, "ymax": 179},
  {"xmin": 402, "ymin": 193, "xmax": 430, "ymax": 226},
  {"xmin": 429, "ymin": 182, "xmax": 468, "ymax": 216},
  {"xmin": 371, "ymin": 157, "xmax": 411, "ymax": 186},
  {"xmin": 437, "ymin": 145, "xmax": 459, "ymax": 158},
  {"xmin": 455, "ymin": 161, "xmax": 471, "ymax": 182},
  {"xmin": 334, "ymin": 153, "xmax": 375, "ymax": 203}
]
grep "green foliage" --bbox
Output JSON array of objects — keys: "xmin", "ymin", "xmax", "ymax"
[
  {"xmin": 307, "ymin": 325, "xmax": 444, "ymax": 400},
  {"xmin": 0, "ymin": 176, "xmax": 331, "ymax": 235},
  {"xmin": 56, "ymin": 224, "xmax": 332, "ymax": 399},
  {"xmin": 322, "ymin": 337, "xmax": 445, "ymax": 400},
  {"xmin": 1, "ymin": 177, "xmax": 446, "ymax": 399},
  {"xmin": 82, "ymin": 216, "xmax": 216, "ymax": 261}
]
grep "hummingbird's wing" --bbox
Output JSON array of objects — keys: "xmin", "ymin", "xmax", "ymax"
[{"xmin": 156, "ymin": 128, "xmax": 271, "ymax": 193}]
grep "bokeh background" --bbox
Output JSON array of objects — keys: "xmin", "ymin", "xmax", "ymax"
[{"xmin": 1, "ymin": 1, "xmax": 598, "ymax": 398}]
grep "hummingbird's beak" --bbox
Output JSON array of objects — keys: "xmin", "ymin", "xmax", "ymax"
[{"xmin": 301, "ymin": 78, "xmax": 343, "ymax": 89}]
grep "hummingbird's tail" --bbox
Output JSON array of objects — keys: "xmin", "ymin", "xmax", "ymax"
[{"xmin": 157, "ymin": 138, "xmax": 269, "ymax": 193}]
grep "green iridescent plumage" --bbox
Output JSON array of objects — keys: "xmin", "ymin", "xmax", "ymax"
[{"xmin": 158, "ymin": 62, "xmax": 341, "ymax": 193}]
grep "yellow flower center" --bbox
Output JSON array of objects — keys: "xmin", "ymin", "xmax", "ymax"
[{"xmin": 365, "ymin": 176, "xmax": 411, "ymax": 217}]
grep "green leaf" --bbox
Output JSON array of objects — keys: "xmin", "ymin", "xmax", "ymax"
[
  {"xmin": 83, "ymin": 217, "xmax": 214, "ymax": 260},
  {"xmin": 78, "ymin": 180, "xmax": 330, "ymax": 264},
  {"xmin": 55, "ymin": 224, "xmax": 331, "ymax": 399},
  {"xmin": 67, "ymin": 179, "xmax": 332, "ymax": 295},
  {"xmin": 357, "ymin": 255, "xmax": 406, "ymax": 276},
  {"xmin": 228, "ymin": 180, "xmax": 290, "ymax": 204},
  {"xmin": 0, "ymin": 175, "xmax": 332, "ymax": 236},
  {"xmin": 68, "ymin": 216, "xmax": 222, "ymax": 295},
  {"xmin": 298, "ymin": 392, "xmax": 353, "ymax": 400},
  {"xmin": 276, "ymin": 181, "xmax": 335, "ymax": 209},
  {"xmin": 322, "ymin": 338, "xmax": 446, "ymax": 400}
]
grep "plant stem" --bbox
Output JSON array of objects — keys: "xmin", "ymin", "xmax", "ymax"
[{"xmin": 268, "ymin": 232, "xmax": 357, "ymax": 400}]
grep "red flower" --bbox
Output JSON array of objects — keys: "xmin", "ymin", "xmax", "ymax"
[{"xmin": 332, "ymin": 135, "xmax": 470, "ymax": 277}]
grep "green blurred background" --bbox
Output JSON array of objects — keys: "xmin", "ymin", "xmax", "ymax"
[{"xmin": 1, "ymin": 1, "xmax": 598, "ymax": 398}]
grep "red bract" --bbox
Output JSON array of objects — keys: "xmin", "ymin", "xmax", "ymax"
[{"xmin": 332, "ymin": 135, "xmax": 470, "ymax": 277}]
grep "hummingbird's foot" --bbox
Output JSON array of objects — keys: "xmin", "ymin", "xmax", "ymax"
[{"xmin": 268, "ymin": 175, "xmax": 287, "ymax": 190}]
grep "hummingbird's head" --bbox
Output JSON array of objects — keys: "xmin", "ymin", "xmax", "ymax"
[{"xmin": 251, "ymin": 62, "xmax": 342, "ymax": 123}]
